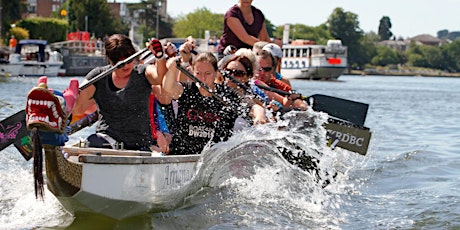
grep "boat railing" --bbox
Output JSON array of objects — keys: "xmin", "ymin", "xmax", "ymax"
[
  {"xmin": 50, "ymin": 40, "xmax": 105, "ymax": 56},
  {"xmin": 325, "ymin": 46, "xmax": 347, "ymax": 55}
]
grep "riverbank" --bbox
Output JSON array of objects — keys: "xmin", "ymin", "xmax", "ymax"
[{"xmin": 345, "ymin": 66, "xmax": 460, "ymax": 78}]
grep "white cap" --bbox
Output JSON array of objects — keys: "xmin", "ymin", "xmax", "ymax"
[{"xmin": 262, "ymin": 43, "xmax": 282, "ymax": 59}]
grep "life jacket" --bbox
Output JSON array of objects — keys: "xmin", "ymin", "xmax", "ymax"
[{"xmin": 269, "ymin": 77, "xmax": 292, "ymax": 92}]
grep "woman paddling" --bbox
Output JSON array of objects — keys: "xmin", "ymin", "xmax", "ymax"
[
  {"xmin": 161, "ymin": 52, "xmax": 266, "ymax": 155},
  {"xmin": 72, "ymin": 34, "xmax": 167, "ymax": 151}
]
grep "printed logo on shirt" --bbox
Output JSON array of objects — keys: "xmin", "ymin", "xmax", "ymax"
[
  {"xmin": 188, "ymin": 125, "xmax": 215, "ymax": 138},
  {"xmin": 187, "ymin": 108, "xmax": 221, "ymax": 123}
]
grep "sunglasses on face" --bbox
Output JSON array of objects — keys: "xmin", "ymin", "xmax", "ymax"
[
  {"xmin": 258, "ymin": 66, "xmax": 273, "ymax": 72},
  {"xmin": 225, "ymin": 69, "xmax": 247, "ymax": 77}
]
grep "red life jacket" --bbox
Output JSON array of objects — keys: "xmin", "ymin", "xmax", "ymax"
[{"xmin": 269, "ymin": 77, "xmax": 292, "ymax": 92}]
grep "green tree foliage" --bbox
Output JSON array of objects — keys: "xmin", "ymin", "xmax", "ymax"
[
  {"xmin": 126, "ymin": 1, "xmax": 172, "ymax": 40},
  {"xmin": 441, "ymin": 40, "xmax": 460, "ymax": 71},
  {"xmin": 274, "ymin": 24, "xmax": 331, "ymax": 45},
  {"xmin": 264, "ymin": 19, "xmax": 276, "ymax": 38},
  {"xmin": 407, "ymin": 42, "xmax": 445, "ymax": 69},
  {"xmin": 8, "ymin": 27, "xmax": 29, "ymax": 40},
  {"xmin": 378, "ymin": 16, "xmax": 393, "ymax": 41},
  {"xmin": 328, "ymin": 7, "xmax": 364, "ymax": 69},
  {"xmin": 358, "ymin": 32, "xmax": 378, "ymax": 67},
  {"xmin": 371, "ymin": 46, "xmax": 399, "ymax": 66},
  {"xmin": 1, "ymin": 0, "xmax": 23, "ymax": 38},
  {"xmin": 173, "ymin": 8, "xmax": 223, "ymax": 38},
  {"xmin": 17, "ymin": 17, "xmax": 67, "ymax": 42},
  {"xmin": 68, "ymin": 0, "xmax": 128, "ymax": 38}
]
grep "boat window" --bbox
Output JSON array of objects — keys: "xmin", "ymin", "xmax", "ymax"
[
  {"xmin": 295, "ymin": 49, "xmax": 300, "ymax": 57},
  {"xmin": 287, "ymin": 49, "xmax": 292, "ymax": 58},
  {"xmin": 302, "ymin": 49, "xmax": 308, "ymax": 57}
]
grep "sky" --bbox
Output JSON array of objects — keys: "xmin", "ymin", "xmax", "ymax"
[{"xmin": 117, "ymin": 0, "xmax": 460, "ymax": 38}]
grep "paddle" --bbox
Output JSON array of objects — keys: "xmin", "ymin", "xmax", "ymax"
[
  {"xmin": 0, "ymin": 47, "xmax": 151, "ymax": 160},
  {"xmin": 222, "ymin": 72, "xmax": 371, "ymax": 155},
  {"xmin": 0, "ymin": 110, "xmax": 31, "ymax": 158},
  {"xmin": 253, "ymin": 83, "xmax": 369, "ymax": 127}
]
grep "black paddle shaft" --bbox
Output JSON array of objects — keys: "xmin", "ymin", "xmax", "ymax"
[{"xmin": 79, "ymin": 47, "xmax": 150, "ymax": 90}]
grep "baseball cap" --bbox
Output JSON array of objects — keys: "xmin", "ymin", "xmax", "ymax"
[{"xmin": 262, "ymin": 43, "xmax": 282, "ymax": 59}]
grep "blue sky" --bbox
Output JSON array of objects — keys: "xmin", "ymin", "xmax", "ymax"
[{"xmin": 117, "ymin": 0, "xmax": 460, "ymax": 38}]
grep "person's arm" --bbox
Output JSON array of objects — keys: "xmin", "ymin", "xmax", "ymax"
[
  {"xmin": 144, "ymin": 39, "xmax": 169, "ymax": 85},
  {"xmin": 152, "ymin": 85, "xmax": 173, "ymax": 105},
  {"xmin": 162, "ymin": 58, "xmax": 184, "ymax": 100},
  {"xmin": 258, "ymin": 22, "xmax": 271, "ymax": 42},
  {"xmin": 72, "ymin": 81, "xmax": 97, "ymax": 116},
  {"xmin": 250, "ymin": 103, "xmax": 267, "ymax": 125},
  {"xmin": 177, "ymin": 39, "xmax": 195, "ymax": 82},
  {"xmin": 226, "ymin": 17, "xmax": 260, "ymax": 46},
  {"xmin": 254, "ymin": 80, "xmax": 290, "ymax": 108}
]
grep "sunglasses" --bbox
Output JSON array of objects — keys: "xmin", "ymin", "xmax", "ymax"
[
  {"xmin": 258, "ymin": 66, "xmax": 273, "ymax": 72},
  {"xmin": 225, "ymin": 69, "xmax": 247, "ymax": 77}
]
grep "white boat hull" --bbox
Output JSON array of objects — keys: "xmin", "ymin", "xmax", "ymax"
[
  {"xmin": 44, "ymin": 145, "xmax": 201, "ymax": 220},
  {"xmin": 281, "ymin": 66, "xmax": 346, "ymax": 80},
  {"xmin": 281, "ymin": 40, "xmax": 347, "ymax": 80},
  {"xmin": 3, "ymin": 40, "xmax": 64, "ymax": 77}
]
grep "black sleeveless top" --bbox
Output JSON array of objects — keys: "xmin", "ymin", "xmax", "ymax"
[
  {"xmin": 168, "ymin": 82, "xmax": 245, "ymax": 155},
  {"xmin": 86, "ymin": 64, "xmax": 153, "ymax": 149}
]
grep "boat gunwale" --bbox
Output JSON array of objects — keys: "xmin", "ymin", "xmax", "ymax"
[{"xmin": 63, "ymin": 146, "xmax": 201, "ymax": 164}]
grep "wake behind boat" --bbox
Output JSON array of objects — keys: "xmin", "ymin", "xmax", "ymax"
[
  {"xmin": 281, "ymin": 39, "xmax": 347, "ymax": 80},
  {"xmin": 0, "ymin": 39, "xmax": 63, "ymax": 77}
]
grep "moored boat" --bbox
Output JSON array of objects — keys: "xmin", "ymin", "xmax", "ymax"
[
  {"xmin": 0, "ymin": 40, "xmax": 64, "ymax": 77},
  {"xmin": 280, "ymin": 39, "xmax": 347, "ymax": 80},
  {"xmin": 50, "ymin": 39, "xmax": 107, "ymax": 76}
]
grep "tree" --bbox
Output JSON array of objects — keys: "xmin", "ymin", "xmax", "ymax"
[
  {"xmin": 172, "ymin": 8, "xmax": 223, "ymax": 38},
  {"xmin": 264, "ymin": 19, "xmax": 276, "ymax": 38},
  {"xmin": 407, "ymin": 43, "xmax": 444, "ymax": 69},
  {"xmin": 371, "ymin": 46, "xmax": 399, "ymax": 66},
  {"xmin": 327, "ymin": 7, "xmax": 364, "ymax": 70},
  {"xmin": 378, "ymin": 16, "xmax": 393, "ymax": 41},
  {"xmin": 441, "ymin": 40, "xmax": 460, "ymax": 72},
  {"xmin": 358, "ymin": 32, "xmax": 378, "ymax": 67},
  {"xmin": 274, "ymin": 23, "xmax": 331, "ymax": 45},
  {"xmin": 17, "ymin": 17, "xmax": 67, "ymax": 42},
  {"xmin": 68, "ymin": 0, "xmax": 128, "ymax": 38},
  {"xmin": 1, "ymin": 0, "xmax": 23, "ymax": 39}
]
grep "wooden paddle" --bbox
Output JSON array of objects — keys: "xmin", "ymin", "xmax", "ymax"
[{"xmin": 0, "ymin": 47, "xmax": 151, "ymax": 160}]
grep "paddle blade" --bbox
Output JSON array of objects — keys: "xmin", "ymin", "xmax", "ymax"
[
  {"xmin": 13, "ymin": 135, "xmax": 33, "ymax": 160},
  {"xmin": 308, "ymin": 94, "xmax": 369, "ymax": 127},
  {"xmin": 0, "ymin": 110, "xmax": 33, "ymax": 160},
  {"xmin": 325, "ymin": 121, "xmax": 372, "ymax": 155}
]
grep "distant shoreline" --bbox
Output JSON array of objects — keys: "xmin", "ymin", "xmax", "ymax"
[{"xmin": 345, "ymin": 69, "xmax": 460, "ymax": 78}]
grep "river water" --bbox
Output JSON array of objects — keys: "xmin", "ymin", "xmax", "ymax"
[{"xmin": 0, "ymin": 75, "xmax": 459, "ymax": 229}]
